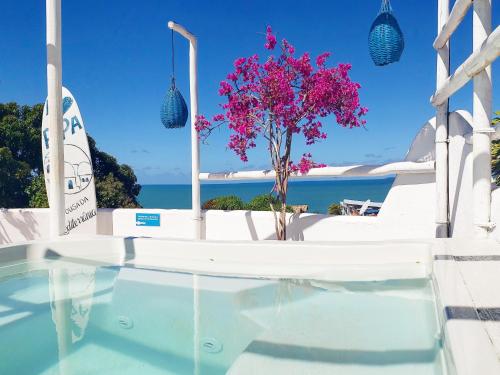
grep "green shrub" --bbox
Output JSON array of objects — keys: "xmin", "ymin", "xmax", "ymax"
[
  {"xmin": 202, "ymin": 194, "xmax": 296, "ymax": 212},
  {"xmin": 202, "ymin": 195, "xmax": 245, "ymax": 210},
  {"xmin": 493, "ymin": 111, "xmax": 499, "ymax": 186},
  {"xmin": 245, "ymin": 194, "xmax": 279, "ymax": 211},
  {"xmin": 245, "ymin": 194, "xmax": 293, "ymax": 212},
  {"xmin": 328, "ymin": 203, "xmax": 342, "ymax": 215},
  {"xmin": 493, "ymin": 140, "xmax": 499, "ymax": 186}
]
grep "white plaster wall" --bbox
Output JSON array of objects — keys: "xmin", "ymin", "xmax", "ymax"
[
  {"xmin": 491, "ymin": 188, "xmax": 500, "ymax": 242},
  {"xmin": 448, "ymin": 111, "xmax": 474, "ymax": 238},
  {"xmin": 0, "ymin": 208, "xmax": 49, "ymax": 244},
  {"xmin": 112, "ymin": 209, "xmax": 195, "ymax": 239},
  {"xmin": 0, "ymin": 208, "xmax": 113, "ymax": 245},
  {"xmin": 204, "ymin": 211, "xmax": 382, "ymax": 241},
  {"xmin": 0, "ymin": 207, "xmax": 435, "ymax": 244},
  {"xmin": 116, "ymin": 209, "xmax": 411, "ymax": 241},
  {"xmin": 373, "ymin": 109, "xmax": 437, "ymax": 237},
  {"xmin": 97, "ymin": 208, "xmax": 114, "ymax": 236}
]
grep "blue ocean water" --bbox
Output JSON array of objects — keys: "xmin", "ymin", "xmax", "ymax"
[{"xmin": 138, "ymin": 178, "xmax": 395, "ymax": 214}]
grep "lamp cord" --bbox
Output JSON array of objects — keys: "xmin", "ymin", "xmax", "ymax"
[
  {"xmin": 380, "ymin": 0, "xmax": 392, "ymax": 13},
  {"xmin": 171, "ymin": 29, "xmax": 175, "ymax": 87}
]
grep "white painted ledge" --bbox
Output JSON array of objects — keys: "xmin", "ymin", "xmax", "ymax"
[{"xmin": 200, "ymin": 161, "xmax": 435, "ymax": 181}]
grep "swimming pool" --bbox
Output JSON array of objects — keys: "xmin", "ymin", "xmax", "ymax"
[{"xmin": 0, "ymin": 239, "xmax": 445, "ymax": 375}]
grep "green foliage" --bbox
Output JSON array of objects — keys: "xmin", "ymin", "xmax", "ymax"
[
  {"xmin": 0, "ymin": 103, "xmax": 44, "ymax": 172},
  {"xmin": 96, "ymin": 173, "xmax": 140, "ymax": 208},
  {"xmin": 0, "ymin": 147, "xmax": 31, "ymax": 207},
  {"xmin": 492, "ymin": 141, "xmax": 499, "ymax": 186},
  {"xmin": 328, "ymin": 203, "xmax": 342, "ymax": 215},
  {"xmin": 245, "ymin": 194, "xmax": 279, "ymax": 211},
  {"xmin": 0, "ymin": 103, "xmax": 44, "ymax": 208},
  {"xmin": 492, "ymin": 111, "xmax": 500, "ymax": 186},
  {"xmin": 202, "ymin": 194, "xmax": 294, "ymax": 212},
  {"xmin": 202, "ymin": 195, "xmax": 245, "ymax": 210},
  {"xmin": 245, "ymin": 194, "xmax": 293, "ymax": 212},
  {"xmin": 0, "ymin": 102, "xmax": 141, "ymax": 208},
  {"xmin": 25, "ymin": 175, "xmax": 49, "ymax": 208},
  {"xmin": 492, "ymin": 111, "xmax": 500, "ymax": 126},
  {"xmin": 87, "ymin": 136, "xmax": 141, "ymax": 208}
]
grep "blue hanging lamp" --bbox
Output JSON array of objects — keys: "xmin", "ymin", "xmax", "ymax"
[
  {"xmin": 161, "ymin": 29, "xmax": 188, "ymax": 129},
  {"xmin": 368, "ymin": 0, "xmax": 404, "ymax": 66}
]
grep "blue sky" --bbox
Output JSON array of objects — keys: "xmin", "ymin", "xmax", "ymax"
[{"xmin": 1, "ymin": 0, "xmax": 498, "ymax": 184}]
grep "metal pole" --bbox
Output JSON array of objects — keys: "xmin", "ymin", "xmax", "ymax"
[
  {"xmin": 435, "ymin": 0, "xmax": 450, "ymax": 238},
  {"xmin": 472, "ymin": 0, "xmax": 493, "ymax": 238},
  {"xmin": 167, "ymin": 21, "xmax": 202, "ymax": 241},
  {"xmin": 167, "ymin": 21, "xmax": 202, "ymax": 375},
  {"xmin": 46, "ymin": 0, "xmax": 65, "ymax": 237}
]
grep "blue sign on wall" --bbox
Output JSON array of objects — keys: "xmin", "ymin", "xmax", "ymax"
[{"xmin": 136, "ymin": 213, "xmax": 161, "ymax": 227}]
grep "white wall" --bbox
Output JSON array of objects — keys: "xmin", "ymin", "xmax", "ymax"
[
  {"xmin": 112, "ymin": 208, "xmax": 436, "ymax": 241},
  {"xmin": 0, "ymin": 208, "xmax": 113, "ymax": 244},
  {"xmin": 0, "ymin": 208, "xmax": 49, "ymax": 244},
  {"xmin": 0, "ymin": 206, "xmax": 437, "ymax": 244},
  {"xmin": 448, "ymin": 111, "xmax": 474, "ymax": 238},
  {"xmin": 491, "ymin": 188, "xmax": 500, "ymax": 242}
]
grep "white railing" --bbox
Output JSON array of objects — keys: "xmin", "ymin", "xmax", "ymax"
[
  {"xmin": 433, "ymin": 0, "xmax": 473, "ymax": 49},
  {"xmin": 431, "ymin": 26, "xmax": 500, "ymax": 106},
  {"xmin": 434, "ymin": 0, "xmax": 450, "ymax": 238},
  {"xmin": 200, "ymin": 161, "xmax": 434, "ymax": 181},
  {"xmin": 432, "ymin": 0, "xmax": 496, "ymax": 238}
]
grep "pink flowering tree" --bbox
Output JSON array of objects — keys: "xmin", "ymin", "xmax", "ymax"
[{"xmin": 196, "ymin": 27, "xmax": 367, "ymax": 240}]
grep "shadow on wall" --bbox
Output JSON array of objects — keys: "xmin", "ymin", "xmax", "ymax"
[
  {"xmin": 244, "ymin": 211, "xmax": 260, "ymax": 240},
  {"xmin": 449, "ymin": 139, "xmax": 469, "ymax": 237},
  {"xmin": 0, "ymin": 210, "xmax": 41, "ymax": 245},
  {"xmin": 241, "ymin": 210, "xmax": 335, "ymax": 241},
  {"xmin": 285, "ymin": 213, "xmax": 325, "ymax": 241}
]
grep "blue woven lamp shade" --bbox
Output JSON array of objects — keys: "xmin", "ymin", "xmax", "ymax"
[
  {"xmin": 160, "ymin": 81, "xmax": 188, "ymax": 129},
  {"xmin": 368, "ymin": 0, "xmax": 404, "ymax": 66}
]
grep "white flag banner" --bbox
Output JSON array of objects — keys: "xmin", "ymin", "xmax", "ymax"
[{"xmin": 42, "ymin": 87, "xmax": 97, "ymax": 235}]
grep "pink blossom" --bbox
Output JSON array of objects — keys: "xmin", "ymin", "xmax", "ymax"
[
  {"xmin": 290, "ymin": 153, "xmax": 327, "ymax": 174},
  {"xmin": 219, "ymin": 81, "xmax": 232, "ymax": 96},
  {"xmin": 316, "ymin": 52, "xmax": 331, "ymax": 67},
  {"xmin": 264, "ymin": 26, "xmax": 277, "ymax": 50},
  {"xmin": 282, "ymin": 39, "xmax": 295, "ymax": 54},
  {"xmin": 196, "ymin": 26, "xmax": 367, "ymax": 169},
  {"xmin": 195, "ymin": 115, "xmax": 211, "ymax": 133}
]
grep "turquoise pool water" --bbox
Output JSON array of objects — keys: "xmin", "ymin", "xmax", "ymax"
[{"xmin": 0, "ymin": 262, "xmax": 445, "ymax": 375}]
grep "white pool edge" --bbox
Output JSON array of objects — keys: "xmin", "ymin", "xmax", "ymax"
[{"xmin": 431, "ymin": 240, "xmax": 500, "ymax": 375}]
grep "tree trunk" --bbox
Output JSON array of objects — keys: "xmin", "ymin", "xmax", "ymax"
[
  {"xmin": 277, "ymin": 202, "xmax": 287, "ymax": 240},
  {"xmin": 271, "ymin": 177, "xmax": 288, "ymax": 240},
  {"xmin": 268, "ymin": 121, "xmax": 292, "ymax": 241}
]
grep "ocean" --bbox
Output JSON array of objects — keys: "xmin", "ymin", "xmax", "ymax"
[{"xmin": 138, "ymin": 178, "xmax": 395, "ymax": 214}]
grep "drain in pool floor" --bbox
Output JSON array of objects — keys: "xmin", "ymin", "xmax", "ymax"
[{"xmin": 201, "ymin": 337, "xmax": 223, "ymax": 353}]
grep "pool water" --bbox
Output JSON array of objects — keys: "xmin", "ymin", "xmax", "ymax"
[{"xmin": 0, "ymin": 262, "xmax": 445, "ymax": 375}]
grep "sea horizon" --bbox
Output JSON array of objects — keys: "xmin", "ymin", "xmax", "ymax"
[
  {"xmin": 138, "ymin": 177, "xmax": 395, "ymax": 214},
  {"xmin": 140, "ymin": 175, "xmax": 394, "ymax": 186}
]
